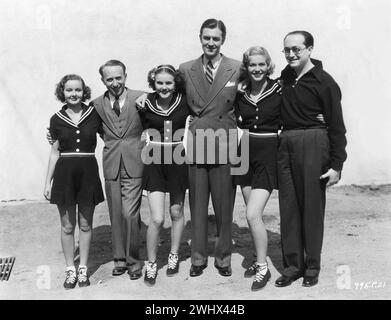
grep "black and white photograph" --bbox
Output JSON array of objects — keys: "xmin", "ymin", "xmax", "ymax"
[{"xmin": 0, "ymin": 0, "xmax": 390, "ymax": 305}]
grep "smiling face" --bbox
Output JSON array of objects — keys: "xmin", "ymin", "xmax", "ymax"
[
  {"xmin": 63, "ymin": 80, "xmax": 83, "ymax": 106},
  {"xmin": 101, "ymin": 65, "xmax": 127, "ymax": 97},
  {"xmin": 199, "ymin": 27, "xmax": 224, "ymax": 60},
  {"xmin": 154, "ymin": 71, "xmax": 175, "ymax": 100},
  {"xmin": 247, "ymin": 54, "xmax": 268, "ymax": 85},
  {"xmin": 283, "ymin": 33, "xmax": 312, "ymax": 71}
]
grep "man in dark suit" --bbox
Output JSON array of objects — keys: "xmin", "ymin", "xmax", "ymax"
[
  {"xmin": 276, "ymin": 31, "xmax": 347, "ymax": 287},
  {"xmin": 93, "ymin": 60, "xmax": 145, "ymax": 280},
  {"xmin": 179, "ymin": 19, "xmax": 241, "ymax": 277}
]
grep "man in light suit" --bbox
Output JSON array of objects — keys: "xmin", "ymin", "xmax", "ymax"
[
  {"xmin": 93, "ymin": 60, "xmax": 145, "ymax": 280},
  {"xmin": 179, "ymin": 19, "xmax": 241, "ymax": 277}
]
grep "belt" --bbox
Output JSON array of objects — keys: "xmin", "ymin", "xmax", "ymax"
[
  {"xmin": 243, "ymin": 131, "xmax": 278, "ymax": 138},
  {"xmin": 60, "ymin": 152, "xmax": 95, "ymax": 157},
  {"xmin": 148, "ymin": 141, "xmax": 182, "ymax": 146},
  {"xmin": 283, "ymin": 125, "xmax": 326, "ymax": 131}
]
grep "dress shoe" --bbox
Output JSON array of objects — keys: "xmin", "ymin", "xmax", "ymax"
[
  {"xmin": 302, "ymin": 275, "xmax": 319, "ymax": 287},
  {"xmin": 128, "ymin": 269, "xmax": 142, "ymax": 280},
  {"xmin": 189, "ymin": 264, "xmax": 207, "ymax": 277},
  {"xmin": 112, "ymin": 266, "xmax": 127, "ymax": 276},
  {"xmin": 275, "ymin": 274, "xmax": 302, "ymax": 287},
  {"xmin": 214, "ymin": 263, "xmax": 232, "ymax": 277}
]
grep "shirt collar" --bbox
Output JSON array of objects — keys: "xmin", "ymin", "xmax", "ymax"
[
  {"xmin": 241, "ymin": 77, "xmax": 274, "ymax": 94},
  {"xmin": 202, "ymin": 53, "xmax": 223, "ymax": 69},
  {"xmin": 108, "ymin": 88, "xmax": 127, "ymax": 102},
  {"xmin": 61, "ymin": 103, "xmax": 89, "ymax": 113},
  {"xmin": 145, "ymin": 92, "xmax": 183, "ymax": 116},
  {"xmin": 308, "ymin": 59, "xmax": 323, "ymax": 82},
  {"xmin": 281, "ymin": 58, "xmax": 324, "ymax": 83}
]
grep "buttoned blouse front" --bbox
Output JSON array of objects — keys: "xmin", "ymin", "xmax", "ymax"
[
  {"xmin": 140, "ymin": 92, "xmax": 190, "ymax": 142},
  {"xmin": 49, "ymin": 104, "xmax": 103, "ymax": 153},
  {"xmin": 234, "ymin": 79, "xmax": 282, "ymax": 133}
]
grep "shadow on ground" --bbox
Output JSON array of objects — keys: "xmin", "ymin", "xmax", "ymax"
[{"xmin": 86, "ymin": 213, "xmax": 283, "ymax": 276}]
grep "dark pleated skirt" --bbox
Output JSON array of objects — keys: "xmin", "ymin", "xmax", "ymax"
[
  {"xmin": 50, "ymin": 156, "xmax": 104, "ymax": 206},
  {"xmin": 233, "ymin": 135, "xmax": 278, "ymax": 192}
]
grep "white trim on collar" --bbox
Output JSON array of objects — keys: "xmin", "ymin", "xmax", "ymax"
[
  {"xmin": 244, "ymin": 82, "xmax": 279, "ymax": 107},
  {"xmin": 56, "ymin": 106, "xmax": 94, "ymax": 128},
  {"xmin": 145, "ymin": 93, "xmax": 183, "ymax": 117}
]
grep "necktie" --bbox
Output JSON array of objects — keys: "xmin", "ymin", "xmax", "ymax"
[
  {"xmin": 113, "ymin": 97, "xmax": 120, "ymax": 116},
  {"xmin": 205, "ymin": 60, "xmax": 214, "ymax": 84}
]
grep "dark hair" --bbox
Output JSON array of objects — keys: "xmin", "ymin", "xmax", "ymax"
[
  {"xmin": 239, "ymin": 46, "xmax": 275, "ymax": 92},
  {"xmin": 147, "ymin": 64, "xmax": 186, "ymax": 94},
  {"xmin": 99, "ymin": 59, "xmax": 127, "ymax": 77},
  {"xmin": 55, "ymin": 74, "xmax": 91, "ymax": 103},
  {"xmin": 199, "ymin": 18, "xmax": 226, "ymax": 42},
  {"xmin": 284, "ymin": 30, "xmax": 314, "ymax": 47}
]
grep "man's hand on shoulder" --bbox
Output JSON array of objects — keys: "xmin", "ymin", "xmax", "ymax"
[
  {"xmin": 136, "ymin": 93, "xmax": 148, "ymax": 112},
  {"xmin": 46, "ymin": 127, "xmax": 55, "ymax": 145}
]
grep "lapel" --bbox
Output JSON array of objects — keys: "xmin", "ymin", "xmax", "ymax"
[
  {"xmin": 188, "ymin": 57, "xmax": 208, "ymax": 103},
  {"xmin": 199, "ymin": 56, "xmax": 236, "ymax": 115},
  {"xmin": 95, "ymin": 92, "xmax": 121, "ymax": 138},
  {"xmin": 120, "ymin": 89, "xmax": 137, "ymax": 137}
]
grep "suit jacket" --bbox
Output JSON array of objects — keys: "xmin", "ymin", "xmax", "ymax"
[
  {"xmin": 93, "ymin": 88, "xmax": 144, "ymax": 180},
  {"xmin": 179, "ymin": 55, "xmax": 241, "ymax": 164}
]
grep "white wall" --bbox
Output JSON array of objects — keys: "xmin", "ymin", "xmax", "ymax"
[{"xmin": 0, "ymin": 0, "xmax": 390, "ymax": 200}]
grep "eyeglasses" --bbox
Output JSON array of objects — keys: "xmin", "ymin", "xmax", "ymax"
[{"xmin": 282, "ymin": 46, "xmax": 307, "ymax": 55}]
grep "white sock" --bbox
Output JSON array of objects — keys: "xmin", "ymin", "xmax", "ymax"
[
  {"xmin": 78, "ymin": 265, "xmax": 87, "ymax": 270},
  {"xmin": 66, "ymin": 266, "xmax": 76, "ymax": 272},
  {"xmin": 256, "ymin": 262, "xmax": 268, "ymax": 275}
]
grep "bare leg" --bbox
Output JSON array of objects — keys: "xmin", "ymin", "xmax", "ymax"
[
  {"xmin": 78, "ymin": 205, "xmax": 95, "ymax": 267},
  {"xmin": 58, "ymin": 205, "xmax": 77, "ymax": 267},
  {"xmin": 240, "ymin": 185, "xmax": 251, "ymax": 206},
  {"xmin": 241, "ymin": 186, "xmax": 254, "ymax": 257},
  {"xmin": 146, "ymin": 191, "xmax": 165, "ymax": 262},
  {"xmin": 169, "ymin": 192, "xmax": 185, "ymax": 254},
  {"xmin": 245, "ymin": 189, "xmax": 271, "ymax": 264}
]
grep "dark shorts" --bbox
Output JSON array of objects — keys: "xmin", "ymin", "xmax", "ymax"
[
  {"xmin": 142, "ymin": 143, "xmax": 188, "ymax": 193},
  {"xmin": 51, "ymin": 156, "xmax": 104, "ymax": 207},
  {"xmin": 142, "ymin": 162, "xmax": 189, "ymax": 193}
]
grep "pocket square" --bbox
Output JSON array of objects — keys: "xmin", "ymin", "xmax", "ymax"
[{"xmin": 225, "ymin": 81, "xmax": 236, "ymax": 87}]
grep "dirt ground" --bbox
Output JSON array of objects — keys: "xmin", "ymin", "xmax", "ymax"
[{"xmin": 1, "ymin": 184, "xmax": 390, "ymax": 300}]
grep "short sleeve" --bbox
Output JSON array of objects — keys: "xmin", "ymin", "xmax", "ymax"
[{"xmin": 49, "ymin": 116, "xmax": 59, "ymax": 140}]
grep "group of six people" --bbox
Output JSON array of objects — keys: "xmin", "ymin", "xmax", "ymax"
[{"xmin": 44, "ymin": 18, "xmax": 347, "ymax": 292}]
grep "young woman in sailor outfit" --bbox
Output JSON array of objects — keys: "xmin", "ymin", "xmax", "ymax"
[
  {"xmin": 44, "ymin": 74, "xmax": 104, "ymax": 289},
  {"xmin": 234, "ymin": 47, "xmax": 282, "ymax": 291},
  {"xmin": 138, "ymin": 65, "xmax": 190, "ymax": 286}
]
